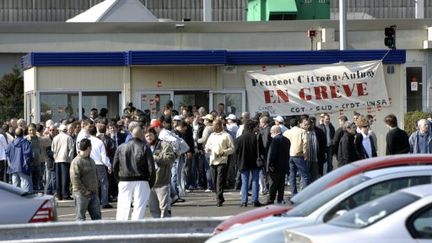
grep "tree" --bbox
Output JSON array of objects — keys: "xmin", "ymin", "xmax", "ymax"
[{"xmin": 0, "ymin": 67, "xmax": 23, "ymax": 122}]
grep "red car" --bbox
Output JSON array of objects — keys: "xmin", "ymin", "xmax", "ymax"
[{"xmin": 213, "ymin": 154, "xmax": 432, "ymax": 234}]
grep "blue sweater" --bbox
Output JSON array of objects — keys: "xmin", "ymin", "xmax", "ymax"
[{"xmin": 6, "ymin": 137, "xmax": 33, "ymax": 175}]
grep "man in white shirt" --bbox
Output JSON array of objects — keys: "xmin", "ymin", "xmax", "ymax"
[
  {"xmin": 273, "ymin": 115, "xmax": 288, "ymax": 134},
  {"xmin": 88, "ymin": 125, "xmax": 112, "ymax": 209},
  {"xmin": 0, "ymin": 132, "xmax": 7, "ymax": 182},
  {"xmin": 236, "ymin": 112, "xmax": 250, "ymax": 138},
  {"xmin": 76, "ymin": 120, "xmax": 91, "ymax": 153}
]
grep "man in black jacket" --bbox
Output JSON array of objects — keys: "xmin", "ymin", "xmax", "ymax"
[
  {"xmin": 308, "ymin": 117, "xmax": 326, "ymax": 180},
  {"xmin": 318, "ymin": 113, "xmax": 335, "ymax": 174},
  {"xmin": 258, "ymin": 116, "xmax": 272, "ymax": 195},
  {"xmin": 332, "ymin": 115, "xmax": 348, "ymax": 164},
  {"xmin": 113, "ymin": 126, "xmax": 155, "ymax": 220},
  {"xmin": 266, "ymin": 125, "xmax": 290, "ymax": 205},
  {"xmin": 384, "ymin": 114, "xmax": 410, "ymax": 155},
  {"xmin": 338, "ymin": 121, "xmax": 359, "ymax": 166}
]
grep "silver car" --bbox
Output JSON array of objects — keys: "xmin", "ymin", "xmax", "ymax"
[
  {"xmin": 285, "ymin": 184, "xmax": 432, "ymax": 243},
  {"xmin": 0, "ymin": 181, "xmax": 57, "ymax": 224},
  {"xmin": 206, "ymin": 166, "xmax": 432, "ymax": 243}
]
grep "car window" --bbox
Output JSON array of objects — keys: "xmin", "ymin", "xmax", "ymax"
[
  {"xmin": 329, "ymin": 192, "xmax": 419, "ymax": 229},
  {"xmin": 285, "ymin": 174, "xmax": 369, "ymax": 217},
  {"xmin": 410, "ymin": 205, "xmax": 432, "ymax": 239},
  {"xmin": 290, "ymin": 164, "xmax": 357, "ymax": 205},
  {"xmin": 323, "ymin": 176, "xmax": 431, "ymax": 222}
]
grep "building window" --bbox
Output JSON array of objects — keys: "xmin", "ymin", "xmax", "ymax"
[
  {"xmin": 82, "ymin": 92, "xmax": 121, "ymax": 120},
  {"xmin": 40, "ymin": 92, "xmax": 78, "ymax": 122},
  {"xmin": 25, "ymin": 93, "xmax": 33, "ymax": 124},
  {"xmin": 211, "ymin": 91, "xmax": 245, "ymax": 118}
]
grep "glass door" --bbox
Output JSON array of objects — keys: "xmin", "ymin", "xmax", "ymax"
[
  {"xmin": 210, "ymin": 90, "xmax": 246, "ymax": 118},
  {"xmin": 138, "ymin": 92, "xmax": 173, "ymax": 119},
  {"xmin": 406, "ymin": 66, "xmax": 424, "ymax": 112},
  {"xmin": 174, "ymin": 90, "xmax": 209, "ymax": 112}
]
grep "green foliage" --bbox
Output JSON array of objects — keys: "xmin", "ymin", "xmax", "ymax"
[
  {"xmin": 0, "ymin": 67, "xmax": 23, "ymax": 122},
  {"xmin": 404, "ymin": 111, "xmax": 428, "ymax": 135}
]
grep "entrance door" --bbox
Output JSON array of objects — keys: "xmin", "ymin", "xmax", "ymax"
[
  {"xmin": 210, "ymin": 91, "xmax": 246, "ymax": 118},
  {"xmin": 138, "ymin": 92, "xmax": 173, "ymax": 119},
  {"xmin": 174, "ymin": 91, "xmax": 209, "ymax": 112},
  {"xmin": 406, "ymin": 66, "xmax": 424, "ymax": 112}
]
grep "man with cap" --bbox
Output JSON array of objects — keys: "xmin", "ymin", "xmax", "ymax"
[
  {"xmin": 225, "ymin": 114, "xmax": 238, "ymax": 140},
  {"xmin": 225, "ymin": 114, "xmax": 239, "ymax": 189},
  {"xmin": 70, "ymin": 138, "xmax": 101, "ymax": 221},
  {"xmin": 149, "ymin": 119, "xmax": 187, "ymax": 204},
  {"xmin": 197, "ymin": 114, "xmax": 214, "ymax": 192},
  {"xmin": 113, "ymin": 126, "xmax": 155, "ymax": 220},
  {"xmin": 51, "ymin": 124, "xmax": 75, "ymax": 200},
  {"xmin": 172, "ymin": 115, "xmax": 183, "ymax": 128},
  {"xmin": 273, "ymin": 115, "xmax": 288, "ymax": 133}
]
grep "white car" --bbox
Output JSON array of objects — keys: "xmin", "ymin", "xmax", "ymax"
[
  {"xmin": 285, "ymin": 184, "xmax": 432, "ymax": 243},
  {"xmin": 206, "ymin": 166, "xmax": 432, "ymax": 243},
  {"xmin": 0, "ymin": 181, "xmax": 57, "ymax": 224}
]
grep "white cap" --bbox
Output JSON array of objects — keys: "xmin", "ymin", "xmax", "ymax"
[
  {"xmin": 226, "ymin": 114, "xmax": 237, "ymax": 120},
  {"xmin": 273, "ymin": 115, "xmax": 284, "ymax": 123},
  {"xmin": 173, "ymin": 115, "xmax": 183, "ymax": 121},
  {"xmin": 58, "ymin": 124, "xmax": 67, "ymax": 132}
]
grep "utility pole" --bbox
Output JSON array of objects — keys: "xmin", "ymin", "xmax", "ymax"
[{"xmin": 339, "ymin": 0, "xmax": 347, "ymax": 50}]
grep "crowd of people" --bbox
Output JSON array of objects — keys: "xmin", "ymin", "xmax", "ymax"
[{"xmin": 0, "ymin": 100, "xmax": 422, "ymax": 221}]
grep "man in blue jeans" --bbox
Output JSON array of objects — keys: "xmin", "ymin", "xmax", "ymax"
[
  {"xmin": 88, "ymin": 125, "xmax": 112, "ymax": 208},
  {"xmin": 70, "ymin": 138, "xmax": 101, "ymax": 221},
  {"xmin": 283, "ymin": 117, "xmax": 310, "ymax": 196}
]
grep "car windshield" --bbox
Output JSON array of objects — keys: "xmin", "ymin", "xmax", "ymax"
[
  {"xmin": 285, "ymin": 174, "xmax": 370, "ymax": 217},
  {"xmin": 329, "ymin": 192, "xmax": 419, "ymax": 229},
  {"xmin": 290, "ymin": 164, "xmax": 358, "ymax": 205}
]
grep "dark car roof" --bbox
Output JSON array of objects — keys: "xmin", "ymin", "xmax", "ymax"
[{"xmin": 326, "ymin": 154, "xmax": 432, "ymax": 188}]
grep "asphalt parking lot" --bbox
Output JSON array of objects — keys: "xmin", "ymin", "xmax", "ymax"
[{"xmin": 57, "ymin": 189, "xmax": 290, "ymax": 221}]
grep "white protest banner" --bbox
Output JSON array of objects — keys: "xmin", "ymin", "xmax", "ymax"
[{"xmin": 244, "ymin": 60, "xmax": 389, "ymax": 116}]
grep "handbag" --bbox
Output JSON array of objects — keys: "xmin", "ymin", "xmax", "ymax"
[{"xmin": 256, "ymin": 134, "xmax": 264, "ymax": 168}]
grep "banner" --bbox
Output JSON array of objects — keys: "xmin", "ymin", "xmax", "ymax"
[{"xmin": 244, "ymin": 60, "xmax": 389, "ymax": 116}]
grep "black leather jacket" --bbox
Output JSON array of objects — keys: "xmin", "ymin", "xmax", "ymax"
[{"xmin": 113, "ymin": 138, "xmax": 155, "ymax": 187}]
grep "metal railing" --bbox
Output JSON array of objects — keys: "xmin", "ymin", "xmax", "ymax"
[{"xmin": 0, "ymin": 217, "xmax": 226, "ymax": 243}]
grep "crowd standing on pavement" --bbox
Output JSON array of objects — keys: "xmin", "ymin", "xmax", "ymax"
[{"xmin": 0, "ymin": 100, "xmax": 423, "ymax": 221}]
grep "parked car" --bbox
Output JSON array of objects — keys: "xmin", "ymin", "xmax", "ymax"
[
  {"xmin": 206, "ymin": 166, "xmax": 432, "ymax": 243},
  {"xmin": 213, "ymin": 154, "xmax": 432, "ymax": 234},
  {"xmin": 285, "ymin": 184, "xmax": 432, "ymax": 243},
  {"xmin": 0, "ymin": 181, "xmax": 57, "ymax": 224}
]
